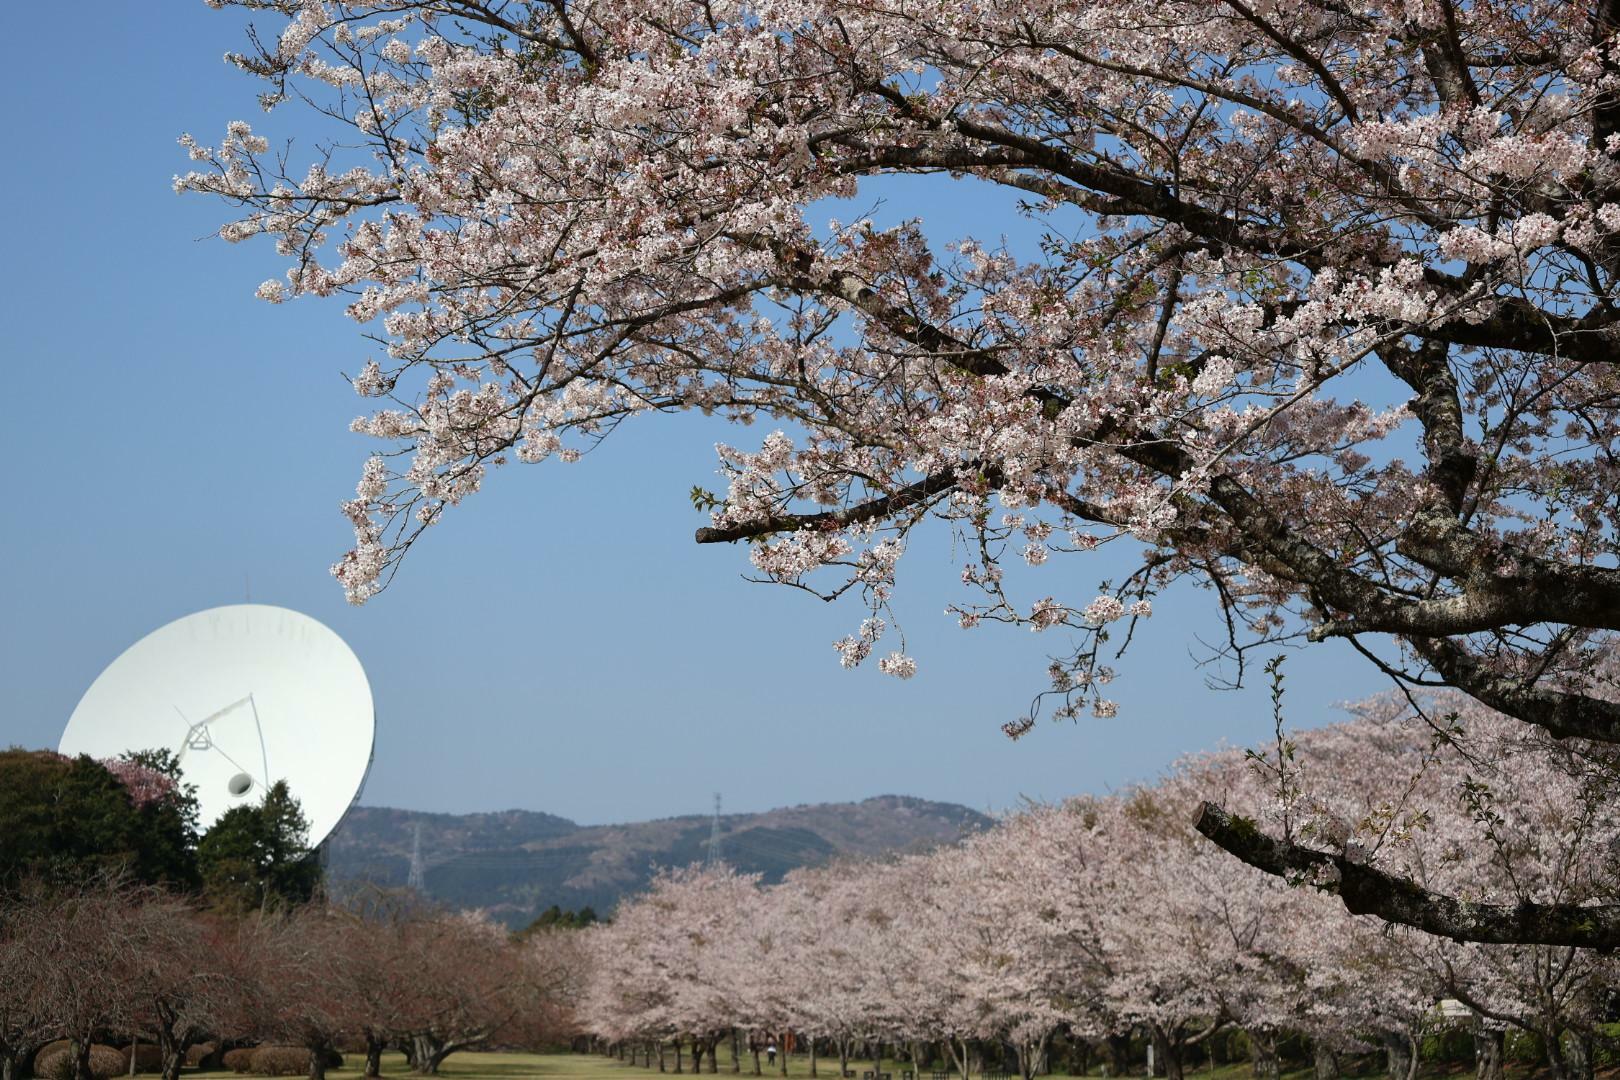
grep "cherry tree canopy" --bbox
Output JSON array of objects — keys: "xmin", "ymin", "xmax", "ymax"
[
  {"xmin": 182, "ymin": 0, "xmax": 1620, "ymax": 946},
  {"xmin": 577, "ymin": 702, "xmax": 1620, "ymax": 1077}
]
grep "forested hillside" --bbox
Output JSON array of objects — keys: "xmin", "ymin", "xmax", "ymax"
[{"xmin": 327, "ymin": 796, "xmax": 989, "ymax": 925}]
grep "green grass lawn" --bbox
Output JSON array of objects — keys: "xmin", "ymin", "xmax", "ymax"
[{"xmin": 179, "ymin": 1049, "xmax": 1574, "ymax": 1080}]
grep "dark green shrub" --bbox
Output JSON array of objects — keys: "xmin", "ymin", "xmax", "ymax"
[
  {"xmin": 1505, "ymin": 1031, "xmax": 1544, "ymax": 1064},
  {"xmin": 1420, "ymin": 1028, "xmax": 1473, "ymax": 1065}
]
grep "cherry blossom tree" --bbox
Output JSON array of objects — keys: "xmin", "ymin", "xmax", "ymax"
[
  {"xmin": 181, "ymin": 0, "xmax": 1620, "ymax": 947},
  {"xmin": 582, "ymin": 867, "xmax": 765, "ymax": 1072},
  {"xmin": 0, "ymin": 889, "xmax": 61, "ymax": 1080},
  {"xmin": 766, "ymin": 867, "xmax": 882, "ymax": 1078},
  {"xmin": 571, "ymin": 699, "xmax": 1620, "ymax": 1078},
  {"xmin": 1284, "ymin": 696, "xmax": 1620, "ymax": 1080},
  {"xmin": 237, "ymin": 907, "xmax": 360, "ymax": 1080},
  {"xmin": 897, "ymin": 831, "xmax": 1068, "ymax": 1080},
  {"xmin": 323, "ymin": 899, "xmax": 419, "ymax": 1079},
  {"xmin": 35, "ymin": 881, "xmax": 149, "ymax": 1080},
  {"xmin": 391, "ymin": 911, "xmax": 539, "ymax": 1074},
  {"xmin": 121, "ymin": 895, "xmax": 234, "ymax": 1080}
]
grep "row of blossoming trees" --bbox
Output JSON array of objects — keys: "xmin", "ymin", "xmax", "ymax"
[
  {"xmin": 578, "ymin": 692, "xmax": 1620, "ymax": 1080},
  {"xmin": 0, "ymin": 885, "xmax": 583, "ymax": 1080}
]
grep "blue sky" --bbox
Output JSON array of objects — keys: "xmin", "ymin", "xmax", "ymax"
[{"xmin": 0, "ymin": 3, "xmax": 1379, "ymax": 825}]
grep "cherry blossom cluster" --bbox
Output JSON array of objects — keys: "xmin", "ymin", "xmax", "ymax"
[
  {"xmin": 100, "ymin": 756, "xmax": 179, "ymax": 809},
  {"xmin": 183, "ymin": 0, "xmax": 1620, "ymax": 943}
]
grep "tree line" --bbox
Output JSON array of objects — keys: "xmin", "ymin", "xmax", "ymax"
[
  {"xmin": 0, "ymin": 881, "xmax": 584, "ymax": 1080},
  {"xmin": 0, "ymin": 749, "xmax": 316, "ymax": 914},
  {"xmin": 0, "ymin": 750, "xmax": 584, "ymax": 1080},
  {"xmin": 577, "ymin": 687, "xmax": 1620, "ymax": 1080}
]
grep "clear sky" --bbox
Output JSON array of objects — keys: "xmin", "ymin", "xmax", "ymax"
[{"xmin": 0, "ymin": 3, "xmax": 1381, "ymax": 826}]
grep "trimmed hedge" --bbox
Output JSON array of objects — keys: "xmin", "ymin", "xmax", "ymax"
[
  {"xmin": 247, "ymin": 1047, "xmax": 341, "ymax": 1076},
  {"xmin": 248, "ymin": 1047, "xmax": 309, "ymax": 1076},
  {"xmin": 186, "ymin": 1044, "xmax": 222, "ymax": 1069},
  {"xmin": 32, "ymin": 1041, "xmax": 71, "ymax": 1070},
  {"xmin": 222, "ymin": 1048, "xmax": 258, "ymax": 1074},
  {"xmin": 36, "ymin": 1045, "xmax": 127, "ymax": 1080}
]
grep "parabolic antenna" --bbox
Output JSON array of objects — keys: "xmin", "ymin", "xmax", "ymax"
[{"xmin": 60, "ymin": 604, "xmax": 374, "ymax": 848}]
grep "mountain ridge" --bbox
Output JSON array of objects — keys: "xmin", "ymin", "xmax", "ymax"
[{"xmin": 326, "ymin": 795, "xmax": 992, "ymax": 926}]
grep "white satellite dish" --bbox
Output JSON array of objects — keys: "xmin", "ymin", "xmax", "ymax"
[{"xmin": 60, "ymin": 604, "xmax": 374, "ymax": 848}]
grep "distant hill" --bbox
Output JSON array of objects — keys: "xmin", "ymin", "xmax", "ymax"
[{"xmin": 326, "ymin": 796, "xmax": 992, "ymax": 927}]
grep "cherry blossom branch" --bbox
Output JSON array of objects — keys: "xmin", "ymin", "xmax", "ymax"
[{"xmin": 1193, "ymin": 801, "xmax": 1620, "ymax": 949}]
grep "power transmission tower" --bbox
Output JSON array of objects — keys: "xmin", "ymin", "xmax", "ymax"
[
  {"xmin": 407, "ymin": 822, "xmax": 427, "ymax": 893},
  {"xmin": 706, "ymin": 792, "xmax": 724, "ymax": 867}
]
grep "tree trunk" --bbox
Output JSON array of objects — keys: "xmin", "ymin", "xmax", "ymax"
[
  {"xmin": 1312, "ymin": 1045, "xmax": 1339, "ymax": 1080},
  {"xmin": 72, "ymin": 1039, "xmax": 94, "ymax": 1080},
  {"xmin": 1247, "ymin": 1032, "xmax": 1278, "ymax": 1080},
  {"xmin": 1381, "ymin": 1033, "xmax": 1412, "ymax": 1080},
  {"xmin": 1015, "ymin": 1042, "xmax": 1036, "ymax": 1080},
  {"xmin": 711, "ymin": 1040, "xmax": 720, "ymax": 1075},
  {"xmin": 677, "ymin": 1041, "xmax": 685, "ymax": 1074},
  {"xmin": 733, "ymin": 1032, "xmax": 742, "ymax": 1074},
  {"xmin": 412, "ymin": 1034, "xmax": 455, "ymax": 1076},
  {"xmin": 781, "ymin": 1038, "xmax": 790, "ymax": 1078},
  {"xmin": 161, "ymin": 1044, "xmax": 187, "ymax": 1080},
  {"xmin": 1150, "ymin": 1028, "xmax": 1183, "ymax": 1080},
  {"xmin": 753, "ymin": 1047, "xmax": 762, "ymax": 1077},
  {"xmin": 1473, "ymin": 1024, "xmax": 1502, "ymax": 1080},
  {"xmin": 1563, "ymin": 1032, "xmax": 1594, "ymax": 1080},
  {"xmin": 660, "ymin": 1043, "xmax": 668, "ymax": 1074},
  {"xmin": 1105, "ymin": 1036, "xmax": 1131, "ymax": 1080},
  {"xmin": 695, "ymin": 1044, "xmax": 706, "ymax": 1075},
  {"xmin": 840, "ymin": 1040, "xmax": 850, "ymax": 1079},
  {"xmin": 364, "ymin": 1034, "xmax": 385, "ymax": 1080},
  {"xmin": 946, "ymin": 1039, "xmax": 972, "ymax": 1080},
  {"xmin": 307, "ymin": 1048, "xmax": 327, "ymax": 1080},
  {"xmin": 810, "ymin": 1040, "xmax": 818, "ymax": 1079}
]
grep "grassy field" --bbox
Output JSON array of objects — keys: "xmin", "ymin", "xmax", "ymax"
[
  {"xmin": 191, "ymin": 1053, "xmax": 905, "ymax": 1080},
  {"xmin": 179, "ymin": 1050, "xmax": 1500, "ymax": 1080}
]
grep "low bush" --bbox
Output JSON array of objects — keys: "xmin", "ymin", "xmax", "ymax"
[
  {"xmin": 186, "ymin": 1043, "xmax": 222, "ymax": 1069},
  {"xmin": 32, "ymin": 1041, "xmax": 71, "ymax": 1070},
  {"xmin": 222, "ymin": 1048, "xmax": 258, "ymax": 1073},
  {"xmin": 249, "ymin": 1047, "xmax": 311, "ymax": 1076},
  {"xmin": 36, "ymin": 1045, "xmax": 127, "ymax": 1080}
]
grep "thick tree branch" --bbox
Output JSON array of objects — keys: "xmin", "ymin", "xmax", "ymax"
[
  {"xmin": 1194, "ymin": 801, "xmax": 1620, "ymax": 948},
  {"xmin": 694, "ymin": 465, "xmax": 976, "ymax": 544},
  {"xmin": 1407, "ymin": 637, "xmax": 1620, "ymax": 743}
]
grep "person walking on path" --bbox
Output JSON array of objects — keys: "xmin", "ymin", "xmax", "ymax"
[{"xmin": 767, "ymin": 1044, "xmax": 778, "ymax": 1068}]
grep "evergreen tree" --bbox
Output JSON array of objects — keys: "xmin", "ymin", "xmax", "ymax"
[
  {"xmin": 122, "ymin": 748, "xmax": 202, "ymax": 891},
  {"xmin": 0, "ymin": 748, "xmax": 197, "ymax": 893},
  {"xmin": 516, "ymin": 904, "xmax": 600, "ymax": 938},
  {"xmin": 197, "ymin": 780, "xmax": 322, "ymax": 913}
]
